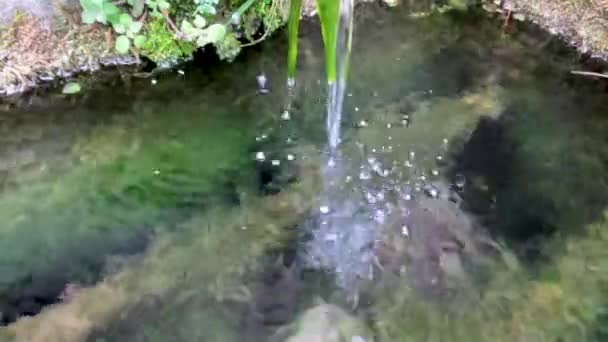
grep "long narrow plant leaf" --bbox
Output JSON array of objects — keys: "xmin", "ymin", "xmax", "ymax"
[
  {"xmin": 287, "ymin": 0, "xmax": 303, "ymax": 80},
  {"xmin": 315, "ymin": 0, "xmax": 340, "ymax": 83}
]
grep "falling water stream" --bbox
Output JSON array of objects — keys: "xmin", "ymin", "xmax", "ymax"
[{"xmin": 305, "ymin": 0, "xmax": 378, "ymax": 294}]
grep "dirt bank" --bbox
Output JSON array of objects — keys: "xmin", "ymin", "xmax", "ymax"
[{"xmin": 490, "ymin": 0, "xmax": 608, "ymax": 60}]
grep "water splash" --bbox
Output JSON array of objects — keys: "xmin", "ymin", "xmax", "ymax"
[{"xmin": 306, "ymin": 0, "xmax": 369, "ymax": 293}]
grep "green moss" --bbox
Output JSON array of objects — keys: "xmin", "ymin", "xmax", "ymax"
[
  {"xmin": 140, "ymin": 19, "xmax": 197, "ymax": 63},
  {"xmin": 0, "ymin": 101, "xmax": 258, "ymax": 321},
  {"xmin": 215, "ymin": 32, "xmax": 242, "ymax": 61}
]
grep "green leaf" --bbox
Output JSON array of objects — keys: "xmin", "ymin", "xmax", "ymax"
[
  {"xmin": 193, "ymin": 15, "xmax": 207, "ymax": 29},
  {"xmin": 119, "ymin": 13, "xmax": 133, "ymax": 26},
  {"xmin": 287, "ymin": 0, "xmax": 303, "ymax": 80},
  {"xmin": 103, "ymin": 2, "xmax": 121, "ymax": 24},
  {"xmin": 62, "ymin": 82, "xmax": 81, "ymax": 94},
  {"xmin": 81, "ymin": 10, "xmax": 97, "ymax": 24},
  {"xmin": 133, "ymin": 35, "xmax": 147, "ymax": 48},
  {"xmin": 181, "ymin": 20, "xmax": 200, "ymax": 37},
  {"xmin": 158, "ymin": 0, "xmax": 170, "ymax": 10},
  {"xmin": 315, "ymin": 0, "xmax": 340, "ymax": 82},
  {"xmin": 205, "ymin": 24, "xmax": 226, "ymax": 43},
  {"xmin": 113, "ymin": 23, "xmax": 126, "ymax": 34},
  {"xmin": 130, "ymin": 21, "xmax": 143, "ymax": 33},
  {"xmin": 115, "ymin": 35, "xmax": 131, "ymax": 54},
  {"xmin": 80, "ymin": 0, "xmax": 103, "ymax": 13}
]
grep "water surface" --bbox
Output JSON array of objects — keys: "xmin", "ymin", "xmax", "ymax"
[{"xmin": 1, "ymin": 5, "xmax": 608, "ymax": 341}]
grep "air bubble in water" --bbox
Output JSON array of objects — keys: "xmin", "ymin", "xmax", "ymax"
[
  {"xmin": 409, "ymin": 151, "xmax": 415, "ymax": 159},
  {"xmin": 255, "ymin": 152, "xmax": 266, "ymax": 161},
  {"xmin": 425, "ymin": 186, "xmax": 439, "ymax": 198},
  {"xmin": 356, "ymin": 119, "xmax": 368, "ymax": 128},
  {"xmin": 359, "ymin": 170, "xmax": 371, "ymax": 180},
  {"xmin": 287, "ymin": 154, "xmax": 295, "ymax": 161},
  {"xmin": 432, "ymin": 169, "xmax": 439, "ymax": 176},
  {"xmin": 401, "ymin": 225, "xmax": 410, "ymax": 237},
  {"xmin": 366, "ymin": 192, "xmax": 377, "ymax": 204},
  {"xmin": 320, "ymin": 206, "xmax": 330, "ymax": 214},
  {"xmin": 271, "ymin": 159, "xmax": 281, "ymax": 166},
  {"xmin": 325, "ymin": 233, "xmax": 338, "ymax": 241}
]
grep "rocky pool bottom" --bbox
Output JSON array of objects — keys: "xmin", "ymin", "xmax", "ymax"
[{"xmin": 0, "ymin": 4, "xmax": 608, "ymax": 342}]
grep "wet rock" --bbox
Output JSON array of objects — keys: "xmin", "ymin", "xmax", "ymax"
[
  {"xmin": 276, "ymin": 303, "xmax": 371, "ymax": 342},
  {"xmin": 252, "ymin": 263, "xmax": 302, "ymax": 326}
]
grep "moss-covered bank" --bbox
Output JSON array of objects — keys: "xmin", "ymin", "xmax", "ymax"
[{"xmin": 0, "ymin": 0, "xmax": 294, "ymax": 96}]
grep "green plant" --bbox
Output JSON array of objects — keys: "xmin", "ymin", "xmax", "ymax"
[
  {"xmin": 215, "ymin": 32, "xmax": 242, "ymax": 61},
  {"xmin": 287, "ymin": 0, "xmax": 345, "ymax": 83},
  {"xmin": 80, "ymin": 0, "xmax": 147, "ymax": 54},
  {"xmin": 143, "ymin": 0, "xmax": 171, "ymax": 18},
  {"xmin": 113, "ymin": 13, "xmax": 146, "ymax": 53},
  {"xmin": 287, "ymin": 0, "xmax": 302, "ymax": 80},
  {"xmin": 194, "ymin": 0, "xmax": 220, "ymax": 16},
  {"xmin": 180, "ymin": 16, "xmax": 227, "ymax": 47},
  {"xmin": 140, "ymin": 18, "xmax": 196, "ymax": 62}
]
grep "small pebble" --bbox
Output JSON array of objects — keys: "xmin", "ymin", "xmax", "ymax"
[
  {"xmin": 255, "ymin": 152, "xmax": 266, "ymax": 161},
  {"xmin": 355, "ymin": 107, "xmax": 360, "ymax": 112},
  {"xmin": 151, "ymin": 79, "xmax": 158, "ymax": 85},
  {"xmin": 432, "ymin": 169, "xmax": 439, "ymax": 176},
  {"xmin": 281, "ymin": 110, "xmax": 291, "ymax": 120},
  {"xmin": 320, "ymin": 206, "xmax": 330, "ymax": 214},
  {"xmin": 271, "ymin": 159, "xmax": 281, "ymax": 166},
  {"xmin": 409, "ymin": 151, "xmax": 415, "ymax": 159},
  {"xmin": 287, "ymin": 154, "xmax": 295, "ymax": 161},
  {"xmin": 386, "ymin": 123, "xmax": 392, "ymax": 128},
  {"xmin": 153, "ymin": 169, "xmax": 160, "ymax": 175},
  {"xmin": 177, "ymin": 69, "xmax": 185, "ymax": 75}
]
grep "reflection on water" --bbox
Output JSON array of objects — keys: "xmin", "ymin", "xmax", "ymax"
[{"xmin": 1, "ymin": 4, "xmax": 608, "ymax": 342}]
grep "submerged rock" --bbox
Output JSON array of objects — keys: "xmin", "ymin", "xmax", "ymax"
[{"xmin": 276, "ymin": 303, "xmax": 371, "ymax": 342}]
